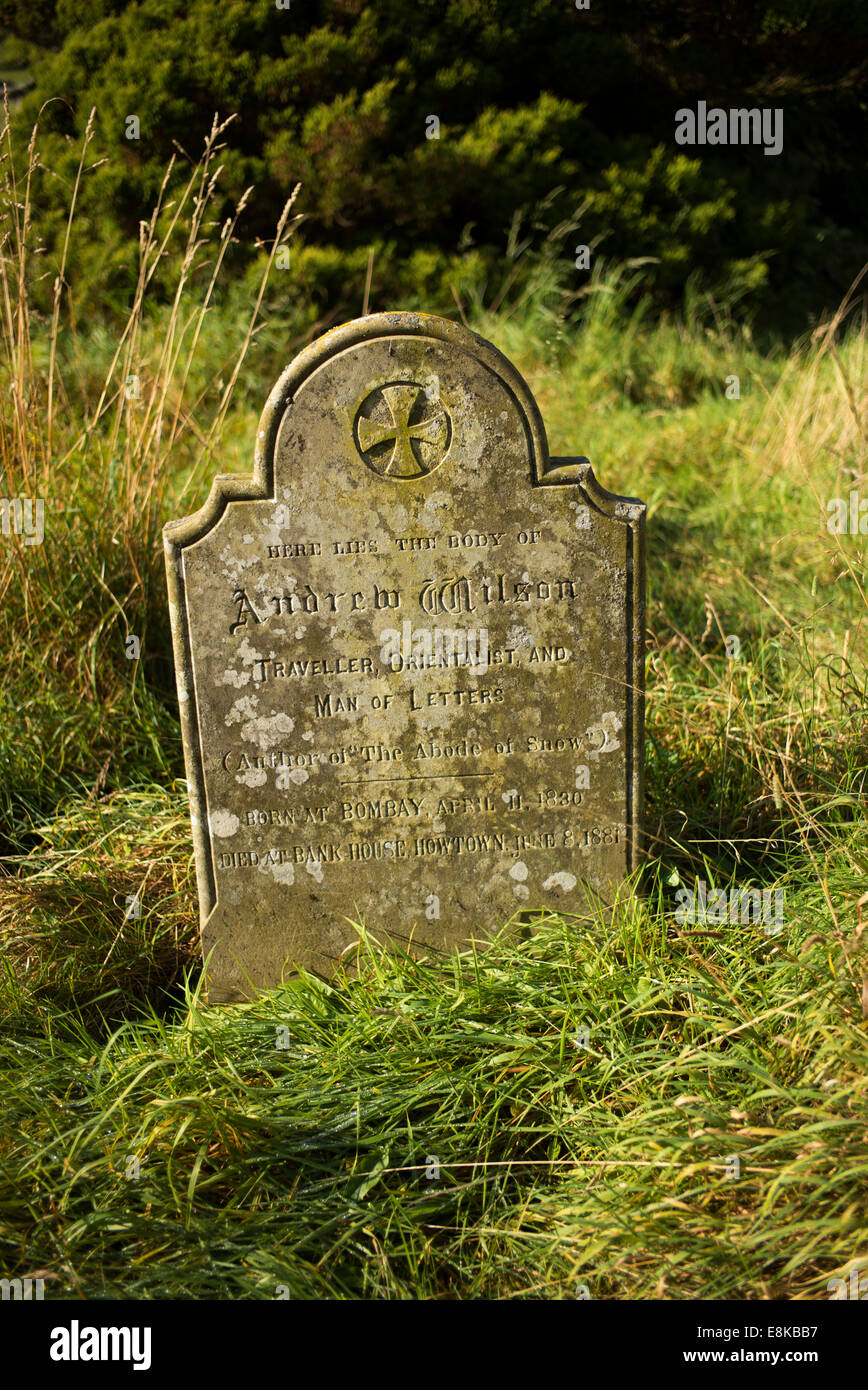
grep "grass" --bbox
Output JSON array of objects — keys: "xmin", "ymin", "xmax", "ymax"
[{"xmin": 0, "ymin": 112, "xmax": 866, "ymax": 1300}]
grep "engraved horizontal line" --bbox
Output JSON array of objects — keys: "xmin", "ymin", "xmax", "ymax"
[{"xmin": 339, "ymin": 773, "xmax": 491, "ymax": 784}]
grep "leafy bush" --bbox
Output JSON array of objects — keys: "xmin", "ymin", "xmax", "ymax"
[{"xmin": 4, "ymin": 0, "xmax": 867, "ymax": 333}]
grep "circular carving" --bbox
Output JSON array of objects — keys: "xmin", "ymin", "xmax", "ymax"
[{"xmin": 353, "ymin": 381, "xmax": 451, "ymax": 478}]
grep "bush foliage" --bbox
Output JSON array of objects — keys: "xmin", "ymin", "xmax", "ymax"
[{"xmin": 3, "ymin": 0, "xmax": 868, "ymax": 332}]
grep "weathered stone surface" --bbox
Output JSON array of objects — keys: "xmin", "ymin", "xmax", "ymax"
[{"xmin": 164, "ymin": 312, "xmax": 645, "ymax": 1002}]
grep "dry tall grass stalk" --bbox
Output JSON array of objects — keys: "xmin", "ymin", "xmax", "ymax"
[{"xmin": 0, "ymin": 104, "xmax": 302, "ymax": 640}]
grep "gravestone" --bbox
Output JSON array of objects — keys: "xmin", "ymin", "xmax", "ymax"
[{"xmin": 164, "ymin": 312, "xmax": 645, "ymax": 1002}]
